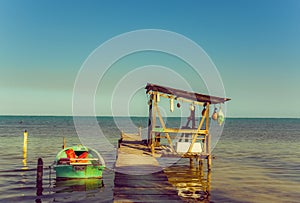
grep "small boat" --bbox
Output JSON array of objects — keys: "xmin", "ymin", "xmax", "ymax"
[{"xmin": 54, "ymin": 145, "xmax": 105, "ymax": 179}]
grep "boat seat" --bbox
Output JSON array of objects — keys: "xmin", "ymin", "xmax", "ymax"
[{"xmin": 58, "ymin": 158, "xmax": 70, "ymax": 165}]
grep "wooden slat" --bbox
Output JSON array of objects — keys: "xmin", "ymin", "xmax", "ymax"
[{"xmin": 153, "ymin": 127, "xmax": 208, "ymax": 134}]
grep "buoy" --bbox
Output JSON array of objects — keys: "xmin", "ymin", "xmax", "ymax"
[
  {"xmin": 217, "ymin": 105, "xmax": 224, "ymax": 126},
  {"xmin": 189, "ymin": 104, "xmax": 195, "ymax": 111},
  {"xmin": 212, "ymin": 108, "xmax": 218, "ymax": 120},
  {"xmin": 177, "ymin": 102, "xmax": 181, "ymax": 108}
]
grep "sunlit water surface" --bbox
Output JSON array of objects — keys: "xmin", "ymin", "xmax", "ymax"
[{"xmin": 0, "ymin": 117, "xmax": 299, "ymax": 202}]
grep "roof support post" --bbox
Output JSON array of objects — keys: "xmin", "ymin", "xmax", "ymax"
[
  {"xmin": 151, "ymin": 94, "xmax": 157, "ymax": 154},
  {"xmin": 154, "ymin": 101, "xmax": 175, "ymax": 152},
  {"xmin": 187, "ymin": 106, "xmax": 208, "ymax": 153},
  {"xmin": 147, "ymin": 95, "xmax": 153, "ymax": 145}
]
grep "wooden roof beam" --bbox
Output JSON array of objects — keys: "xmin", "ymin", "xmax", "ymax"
[{"xmin": 145, "ymin": 83, "xmax": 231, "ymax": 104}]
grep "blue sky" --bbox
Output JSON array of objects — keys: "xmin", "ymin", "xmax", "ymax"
[{"xmin": 0, "ymin": 0, "xmax": 299, "ymax": 117}]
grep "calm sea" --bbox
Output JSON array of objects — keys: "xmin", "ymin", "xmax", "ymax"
[{"xmin": 0, "ymin": 116, "xmax": 299, "ymax": 202}]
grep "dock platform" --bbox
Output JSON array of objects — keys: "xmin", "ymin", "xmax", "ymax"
[{"xmin": 113, "ymin": 133, "xmax": 182, "ymax": 202}]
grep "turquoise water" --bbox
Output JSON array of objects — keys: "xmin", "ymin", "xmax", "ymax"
[{"xmin": 0, "ymin": 116, "xmax": 299, "ymax": 202}]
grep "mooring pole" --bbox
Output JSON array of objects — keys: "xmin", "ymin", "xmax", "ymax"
[
  {"xmin": 36, "ymin": 158, "xmax": 43, "ymax": 196},
  {"xmin": 189, "ymin": 158, "xmax": 194, "ymax": 168},
  {"xmin": 23, "ymin": 130, "xmax": 28, "ymax": 158},
  {"xmin": 23, "ymin": 130, "xmax": 28, "ymax": 167},
  {"xmin": 63, "ymin": 137, "xmax": 66, "ymax": 149}
]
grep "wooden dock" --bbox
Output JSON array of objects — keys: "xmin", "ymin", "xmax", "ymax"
[{"xmin": 113, "ymin": 132, "xmax": 182, "ymax": 202}]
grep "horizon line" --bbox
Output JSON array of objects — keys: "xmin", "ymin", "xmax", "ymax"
[{"xmin": 0, "ymin": 114, "xmax": 299, "ymax": 119}]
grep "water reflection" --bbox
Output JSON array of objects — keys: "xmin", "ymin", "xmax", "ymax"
[
  {"xmin": 165, "ymin": 164, "xmax": 211, "ymax": 202},
  {"xmin": 54, "ymin": 179, "xmax": 104, "ymax": 193}
]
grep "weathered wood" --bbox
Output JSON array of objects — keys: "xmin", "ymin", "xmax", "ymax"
[
  {"xmin": 197, "ymin": 108, "xmax": 207, "ymax": 131},
  {"xmin": 145, "ymin": 83, "xmax": 220, "ymax": 173},
  {"xmin": 154, "ymin": 102, "xmax": 175, "ymax": 152},
  {"xmin": 147, "ymin": 96, "xmax": 153, "ymax": 145},
  {"xmin": 187, "ymin": 108, "xmax": 207, "ymax": 153},
  {"xmin": 153, "ymin": 127, "xmax": 208, "ymax": 134},
  {"xmin": 114, "ymin": 132, "xmax": 182, "ymax": 202},
  {"xmin": 36, "ymin": 158, "xmax": 43, "ymax": 196},
  {"xmin": 154, "ymin": 135, "xmax": 205, "ymax": 140},
  {"xmin": 145, "ymin": 83, "xmax": 231, "ymax": 104},
  {"xmin": 191, "ymin": 108, "xmax": 196, "ymax": 129},
  {"xmin": 205, "ymin": 104, "xmax": 210, "ymax": 132}
]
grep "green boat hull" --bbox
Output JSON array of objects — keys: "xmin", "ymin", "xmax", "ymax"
[{"xmin": 54, "ymin": 165, "xmax": 104, "ymax": 179}]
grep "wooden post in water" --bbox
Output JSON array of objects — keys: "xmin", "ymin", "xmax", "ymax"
[
  {"xmin": 196, "ymin": 156, "xmax": 200, "ymax": 169},
  {"xmin": 23, "ymin": 130, "xmax": 28, "ymax": 167},
  {"xmin": 199, "ymin": 159, "xmax": 203, "ymax": 169},
  {"xmin": 189, "ymin": 158, "xmax": 194, "ymax": 168},
  {"xmin": 36, "ymin": 158, "xmax": 43, "ymax": 196},
  {"xmin": 63, "ymin": 137, "xmax": 66, "ymax": 149},
  {"xmin": 207, "ymin": 134, "xmax": 211, "ymax": 171}
]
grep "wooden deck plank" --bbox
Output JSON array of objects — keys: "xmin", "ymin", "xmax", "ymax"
[{"xmin": 114, "ymin": 133, "xmax": 182, "ymax": 202}]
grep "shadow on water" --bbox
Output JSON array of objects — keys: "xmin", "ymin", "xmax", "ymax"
[
  {"xmin": 43, "ymin": 168, "xmax": 113, "ymax": 203},
  {"xmin": 0, "ymin": 167, "xmax": 114, "ymax": 203},
  {"xmin": 164, "ymin": 163, "xmax": 211, "ymax": 202},
  {"xmin": 54, "ymin": 178, "xmax": 104, "ymax": 193}
]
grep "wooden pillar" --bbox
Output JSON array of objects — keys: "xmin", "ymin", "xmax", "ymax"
[
  {"xmin": 23, "ymin": 130, "xmax": 28, "ymax": 167},
  {"xmin": 155, "ymin": 101, "xmax": 175, "ymax": 152},
  {"xmin": 36, "ymin": 158, "xmax": 43, "ymax": 196},
  {"xmin": 207, "ymin": 134, "xmax": 212, "ymax": 171},
  {"xmin": 147, "ymin": 95, "xmax": 153, "ymax": 145},
  {"xmin": 191, "ymin": 108, "xmax": 196, "ymax": 129},
  {"xmin": 151, "ymin": 94, "xmax": 157, "ymax": 155},
  {"xmin": 205, "ymin": 104, "xmax": 212, "ymax": 171},
  {"xmin": 189, "ymin": 158, "xmax": 194, "ymax": 168},
  {"xmin": 199, "ymin": 159, "xmax": 203, "ymax": 170},
  {"xmin": 188, "ymin": 107, "xmax": 207, "ymax": 153},
  {"xmin": 205, "ymin": 103, "xmax": 210, "ymax": 130},
  {"xmin": 196, "ymin": 156, "xmax": 200, "ymax": 169}
]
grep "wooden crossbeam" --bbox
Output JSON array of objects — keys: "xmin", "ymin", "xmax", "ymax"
[
  {"xmin": 152, "ymin": 127, "xmax": 208, "ymax": 135},
  {"xmin": 188, "ymin": 106, "xmax": 209, "ymax": 153},
  {"xmin": 153, "ymin": 101, "xmax": 175, "ymax": 153}
]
